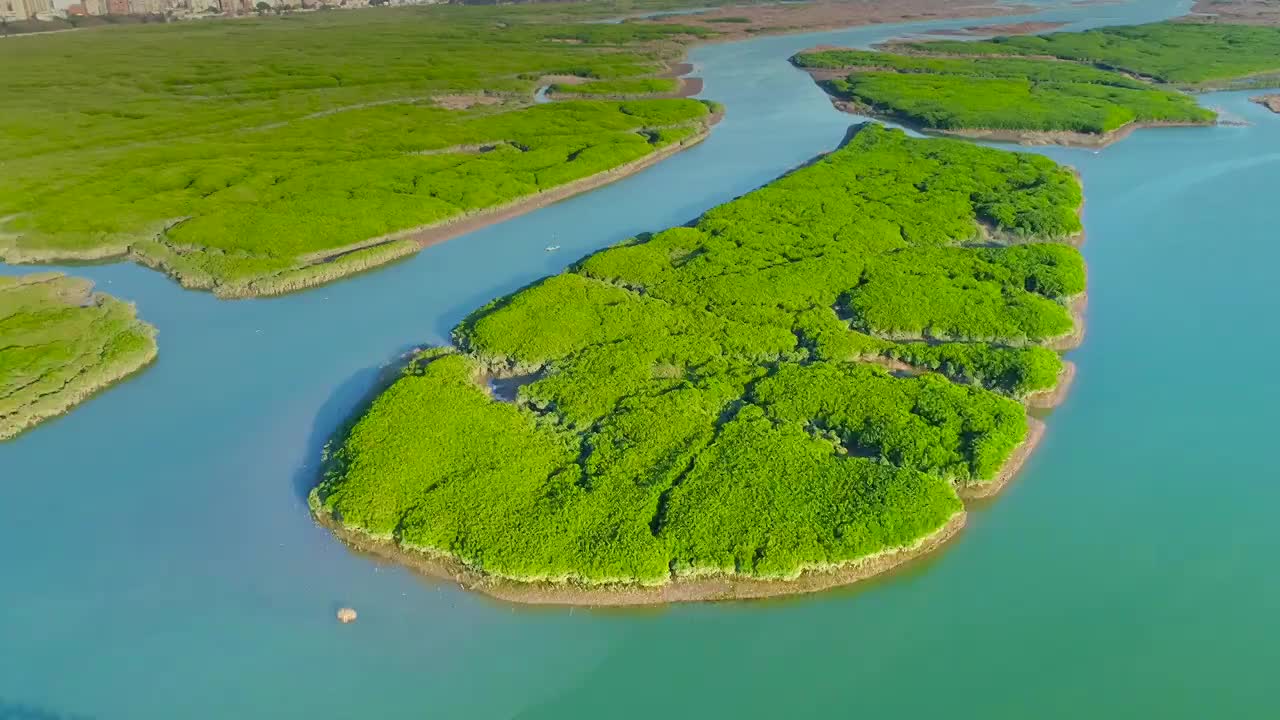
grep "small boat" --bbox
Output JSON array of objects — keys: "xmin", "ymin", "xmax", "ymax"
[{"xmin": 545, "ymin": 245, "xmax": 561, "ymax": 252}]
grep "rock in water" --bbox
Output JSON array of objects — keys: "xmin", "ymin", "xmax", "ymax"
[{"xmin": 337, "ymin": 607, "xmax": 357, "ymax": 624}]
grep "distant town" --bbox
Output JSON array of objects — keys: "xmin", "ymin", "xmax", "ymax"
[{"xmin": 2, "ymin": 0, "xmax": 441, "ymax": 24}]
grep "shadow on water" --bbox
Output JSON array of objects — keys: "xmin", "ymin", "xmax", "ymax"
[
  {"xmin": 0, "ymin": 700, "xmax": 95, "ymax": 720},
  {"xmin": 289, "ymin": 343, "xmax": 421, "ymax": 502}
]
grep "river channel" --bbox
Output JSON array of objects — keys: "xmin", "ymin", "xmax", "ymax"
[{"xmin": 5, "ymin": 0, "xmax": 1280, "ymax": 716}]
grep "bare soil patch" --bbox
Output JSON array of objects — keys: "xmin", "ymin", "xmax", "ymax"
[
  {"xmin": 1185, "ymin": 0, "xmax": 1280, "ymax": 26},
  {"xmin": 650, "ymin": 0, "xmax": 1035, "ymax": 40},
  {"xmin": 433, "ymin": 94, "xmax": 504, "ymax": 110},
  {"xmin": 1252, "ymin": 94, "xmax": 1280, "ymax": 112}
]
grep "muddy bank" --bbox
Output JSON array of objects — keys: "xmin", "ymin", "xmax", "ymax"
[
  {"xmin": 959, "ymin": 417, "xmax": 1047, "ymax": 500},
  {"xmin": 653, "ymin": 0, "xmax": 1035, "ymax": 42},
  {"xmin": 1049, "ymin": 293, "xmax": 1089, "ymax": 352},
  {"xmin": 1184, "ymin": 0, "xmax": 1280, "ymax": 26},
  {"xmin": 940, "ymin": 120, "xmax": 1216, "ymax": 148},
  {"xmin": 1252, "ymin": 94, "xmax": 1280, "ymax": 113},
  {"xmin": 207, "ymin": 117, "xmax": 718, "ymax": 298},
  {"xmin": 823, "ymin": 95, "xmax": 1215, "ymax": 147},
  {"xmin": 921, "ymin": 21, "xmax": 1067, "ymax": 36},
  {"xmin": 1025, "ymin": 361, "xmax": 1078, "ymax": 409},
  {"xmin": 314, "ymin": 500, "xmax": 968, "ymax": 606}
]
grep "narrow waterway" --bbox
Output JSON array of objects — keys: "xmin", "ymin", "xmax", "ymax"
[{"xmin": 6, "ymin": 1, "xmax": 1280, "ymax": 717}]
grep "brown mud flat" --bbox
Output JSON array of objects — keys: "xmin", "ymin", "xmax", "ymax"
[
  {"xmin": 1049, "ymin": 293, "xmax": 1089, "ymax": 351},
  {"xmin": 1184, "ymin": 0, "xmax": 1280, "ymax": 26},
  {"xmin": 1025, "ymin": 360, "xmax": 1077, "ymax": 409},
  {"xmin": 660, "ymin": 62, "xmax": 694, "ymax": 78},
  {"xmin": 432, "ymin": 94, "xmax": 504, "ymax": 110},
  {"xmin": 1252, "ymin": 94, "xmax": 1280, "ymax": 113},
  {"xmin": 315, "ymin": 504, "xmax": 968, "ymax": 607},
  {"xmin": 959, "ymin": 417, "xmax": 1047, "ymax": 500},
  {"xmin": 652, "ymin": 0, "xmax": 1035, "ymax": 42},
  {"xmin": 941, "ymin": 120, "xmax": 1215, "ymax": 148},
  {"xmin": 909, "ymin": 20, "xmax": 1067, "ymax": 37}
]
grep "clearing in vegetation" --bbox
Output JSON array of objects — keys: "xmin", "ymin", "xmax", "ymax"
[
  {"xmin": 0, "ymin": 273, "xmax": 157, "ymax": 440},
  {"xmin": 311, "ymin": 124, "xmax": 1086, "ymax": 601},
  {"xmin": 0, "ymin": 7, "xmax": 717, "ymax": 297}
]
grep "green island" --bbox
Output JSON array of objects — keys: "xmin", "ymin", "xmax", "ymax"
[
  {"xmin": 311, "ymin": 124, "xmax": 1086, "ymax": 604},
  {"xmin": 794, "ymin": 21, "xmax": 1280, "ymax": 145},
  {"xmin": 904, "ymin": 21, "xmax": 1280, "ymax": 88},
  {"xmin": 0, "ymin": 273, "xmax": 157, "ymax": 441},
  {"xmin": 0, "ymin": 7, "xmax": 721, "ymax": 298}
]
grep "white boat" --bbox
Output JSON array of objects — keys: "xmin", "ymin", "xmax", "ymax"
[{"xmin": 545, "ymin": 245, "xmax": 561, "ymax": 252}]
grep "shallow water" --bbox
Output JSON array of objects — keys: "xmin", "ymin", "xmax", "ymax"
[{"xmin": 6, "ymin": 1, "xmax": 1280, "ymax": 717}]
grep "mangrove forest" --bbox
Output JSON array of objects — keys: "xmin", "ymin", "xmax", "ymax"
[
  {"xmin": 794, "ymin": 21, "xmax": 1280, "ymax": 142},
  {"xmin": 312, "ymin": 124, "xmax": 1086, "ymax": 596},
  {"xmin": 0, "ymin": 6, "xmax": 719, "ymax": 297},
  {"xmin": 0, "ymin": 273, "xmax": 157, "ymax": 440}
]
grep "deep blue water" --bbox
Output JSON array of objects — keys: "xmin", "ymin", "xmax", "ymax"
[{"xmin": 7, "ymin": 1, "xmax": 1280, "ymax": 717}]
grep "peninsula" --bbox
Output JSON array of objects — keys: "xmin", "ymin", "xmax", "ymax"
[
  {"xmin": 0, "ymin": 8, "xmax": 718, "ymax": 298},
  {"xmin": 312, "ymin": 124, "xmax": 1087, "ymax": 605},
  {"xmin": 0, "ymin": 273, "xmax": 157, "ymax": 440},
  {"xmin": 795, "ymin": 21, "xmax": 1280, "ymax": 146}
]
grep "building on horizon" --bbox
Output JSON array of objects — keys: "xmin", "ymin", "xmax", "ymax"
[{"xmin": 2, "ymin": 0, "xmax": 54, "ymax": 20}]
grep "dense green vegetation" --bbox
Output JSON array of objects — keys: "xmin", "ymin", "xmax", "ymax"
[
  {"xmin": 905, "ymin": 21, "xmax": 1280, "ymax": 86},
  {"xmin": 0, "ymin": 273, "xmax": 157, "ymax": 440},
  {"xmin": 794, "ymin": 47, "xmax": 1214, "ymax": 136},
  {"xmin": 550, "ymin": 78, "xmax": 682, "ymax": 96},
  {"xmin": 314, "ymin": 125, "xmax": 1084, "ymax": 588},
  {"xmin": 0, "ymin": 6, "xmax": 718, "ymax": 297}
]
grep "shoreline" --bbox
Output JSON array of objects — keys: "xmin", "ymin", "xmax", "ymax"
[
  {"xmin": 312, "ymin": 156, "xmax": 1091, "ymax": 606},
  {"xmin": 1252, "ymin": 94, "xmax": 1280, "ymax": 113},
  {"xmin": 313, "ymin": 499, "xmax": 968, "ymax": 606},
  {"xmin": 205, "ymin": 116, "xmax": 719, "ymax": 298},
  {"xmin": 1025, "ymin": 360, "xmax": 1077, "ymax": 409},
  {"xmin": 315, "ymin": 336, "xmax": 1077, "ymax": 605},
  {"xmin": 958, "ymin": 416, "xmax": 1047, "ymax": 500},
  {"xmin": 662, "ymin": 1, "xmax": 1033, "ymax": 46},
  {"xmin": 824, "ymin": 95, "xmax": 1215, "ymax": 148},
  {"xmin": 0, "ymin": 293, "xmax": 158, "ymax": 441}
]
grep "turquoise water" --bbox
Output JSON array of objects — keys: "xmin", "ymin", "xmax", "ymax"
[{"xmin": 5, "ymin": 1, "xmax": 1280, "ymax": 717}]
